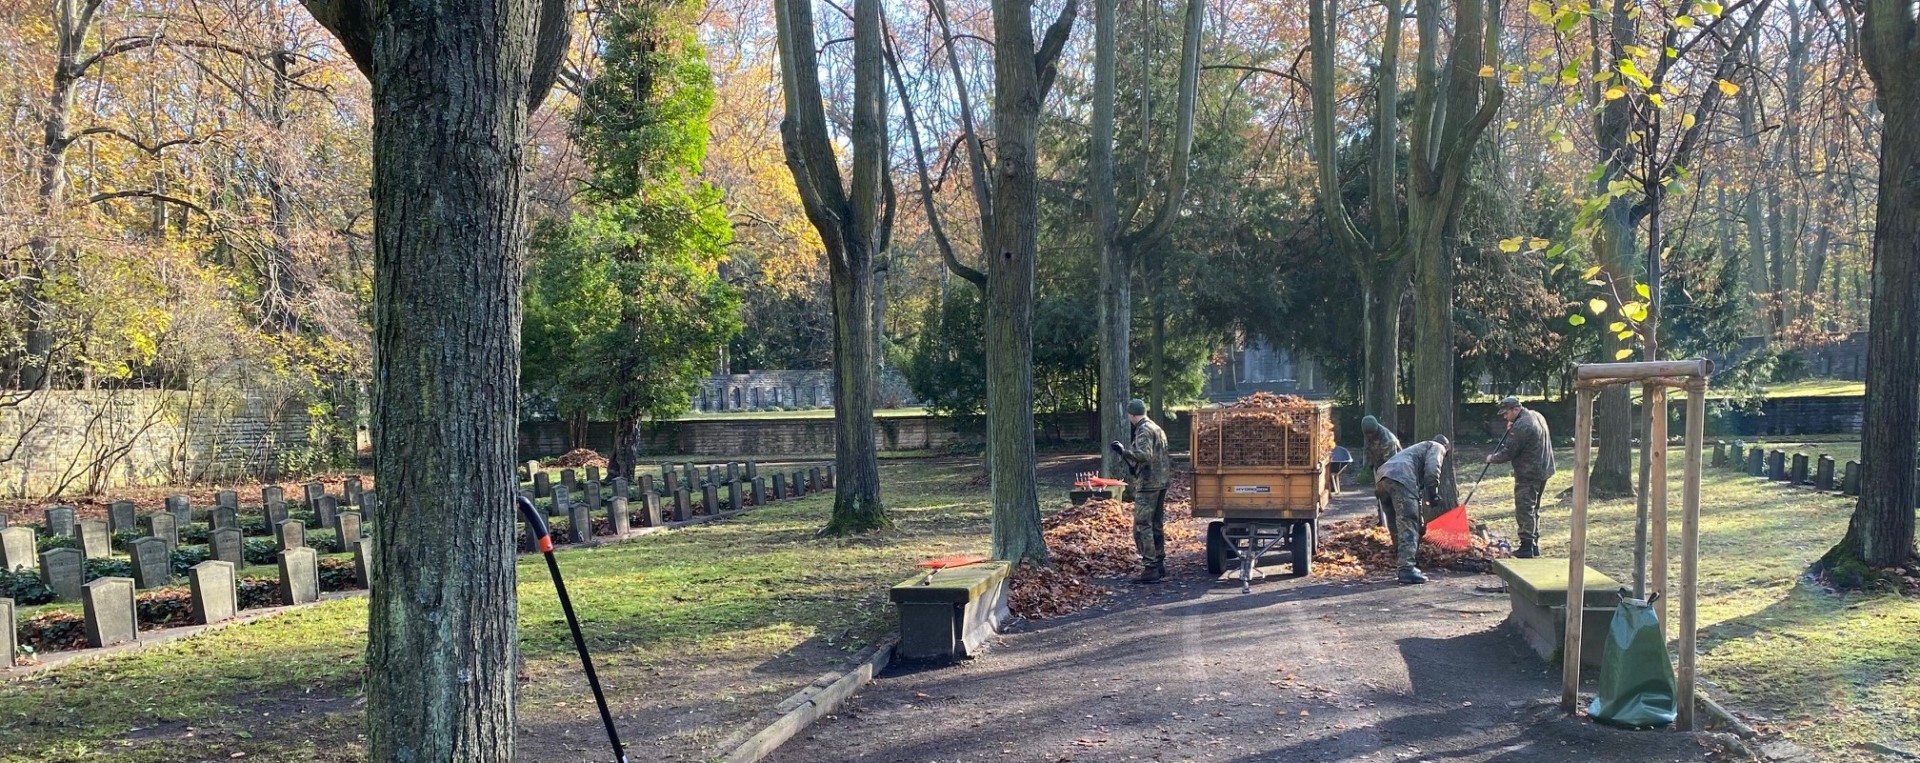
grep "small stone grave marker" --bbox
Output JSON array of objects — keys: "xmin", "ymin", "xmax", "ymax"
[
  {"xmin": 560, "ymin": 469, "xmax": 577, "ymax": 491},
  {"xmin": 609, "ymin": 496, "xmax": 629, "ymax": 536},
  {"xmin": 586, "ymin": 465, "xmax": 601, "ymax": 484},
  {"xmin": 266, "ymin": 498, "xmax": 289, "ymax": 527},
  {"xmin": 109, "ymin": 500, "xmax": 136, "ymax": 533},
  {"xmin": 640, "ymin": 474, "xmax": 655, "ymax": 497},
  {"xmin": 1711, "ymin": 442, "xmax": 1725, "ymax": 468},
  {"xmin": 612, "ymin": 477, "xmax": 629, "ymax": 502},
  {"xmin": 825, "ymin": 464, "xmax": 836, "ymax": 487},
  {"xmin": 745, "ymin": 460, "xmax": 758, "ymax": 480},
  {"xmin": 641, "ymin": 492, "xmax": 662, "ymax": 527},
  {"xmin": 772, "ymin": 473, "xmax": 787, "ymax": 500},
  {"xmin": 672, "ymin": 488, "xmax": 692, "ymax": 522},
  {"xmin": 211, "ymin": 527, "xmax": 245, "ymax": 566},
  {"xmin": 1767, "ymin": 451, "xmax": 1787, "ymax": 481},
  {"xmin": 143, "ymin": 512, "xmax": 178, "ymax": 552},
  {"xmin": 212, "ymin": 507, "xmax": 239, "ymax": 532},
  {"xmin": 129, "ymin": 537, "xmax": 171, "ymax": 588},
  {"xmin": 1, "ymin": 527, "xmax": 36, "ymax": 572},
  {"xmin": 727, "ymin": 480, "xmax": 742, "ymax": 512},
  {"xmin": 82, "ymin": 577, "xmax": 137, "ymax": 647},
  {"xmin": 1, "ymin": 597, "xmax": 15, "ymax": 667},
  {"xmin": 336, "ymin": 512, "xmax": 362, "ymax": 547},
  {"xmin": 703, "ymin": 483, "xmax": 720, "ymax": 515},
  {"xmin": 810, "ymin": 467, "xmax": 824, "ymax": 493},
  {"xmin": 359, "ymin": 491, "xmax": 378, "ymax": 524},
  {"xmin": 1790, "ymin": 453, "xmax": 1810, "ymax": 485},
  {"xmin": 353, "ymin": 538, "xmax": 373, "ymax": 588},
  {"xmin": 276, "ymin": 519, "xmax": 306, "ymax": 552},
  {"xmin": 216, "ymin": 490, "xmax": 240, "ymax": 512},
  {"xmin": 551, "ymin": 484, "xmax": 571, "ymax": 518},
  {"xmin": 1815, "ymin": 456, "xmax": 1835, "ymax": 491},
  {"xmin": 279, "ymin": 546, "xmax": 320, "ymax": 605},
  {"xmin": 40, "ymin": 547, "xmax": 84, "ymax": 601},
  {"xmin": 792, "ymin": 470, "xmax": 806, "ymax": 496},
  {"xmin": 262, "ymin": 485, "xmax": 286, "ymax": 508},
  {"xmin": 343, "ymin": 477, "xmax": 364, "ymax": 507},
  {"xmin": 316, "ymin": 495, "xmax": 339, "ymax": 529},
  {"xmin": 1746, "ymin": 448, "xmax": 1764, "ymax": 476},
  {"xmin": 664, "ymin": 469, "xmax": 680, "ymax": 496},
  {"xmin": 1730, "ymin": 442, "xmax": 1746, "ymax": 470},
  {"xmin": 189, "ymin": 560, "xmax": 237, "ymax": 625},
  {"xmin": 568, "ymin": 501, "xmax": 590, "ymax": 544},
  {"xmin": 165, "ymin": 495, "xmax": 192, "ymax": 526},
  {"xmin": 584, "ymin": 480, "xmax": 602, "ymax": 511},
  {"xmin": 77, "ymin": 520, "xmax": 110, "ymax": 559},
  {"xmin": 752, "ymin": 477, "xmax": 767, "ymax": 506},
  {"xmin": 534, "ymin": 471, "xmax": 552, "ymax": 498},
  {"xmin": 303, "ymin": 482, "xmax": 326, "ymax": 509},
  {"xmin": 44, "ymin": 505, "xmax": 76, "ymax": 537},
  {"xmin": 727, "ymin": 462, "xmax": 739, "ymax": 482},
  {"xmin": 1843, "ymin": 461, "xmax": 1862, "ymax": 496}
]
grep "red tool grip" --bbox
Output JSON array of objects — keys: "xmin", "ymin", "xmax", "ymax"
[{"xmin": 516, "ymin": 496, "xmax": 555, "ymax": 553}]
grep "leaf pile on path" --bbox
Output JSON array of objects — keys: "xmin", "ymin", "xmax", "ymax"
[
  {"xmin": 547, "ymin": 448, "xmax": 609, "ymax": 468},
  {"xmin": 1010, "ymin": 486, "xmax": 1205, "ymax": 619},
  {"xmin": 1312, "ymin": 517, "xmax": 1511, "ymax": 577}
]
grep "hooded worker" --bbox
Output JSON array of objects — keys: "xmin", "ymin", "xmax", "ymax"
[
  {"xmin": 1486, "ymin": 396, "xmax": 1555, "ymax": 558},
  {"xmin": 1375, "ymin": 434, "xmax": 1450, "ymax": 584},
  {"xmin": 1110, "ymin": 398, "xmax": 1171, "ymax": 583}
]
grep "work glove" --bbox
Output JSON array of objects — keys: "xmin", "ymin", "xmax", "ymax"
[{"xmin": 1109, "ymin": 441, "xmax": 1125, "ymax": 454}]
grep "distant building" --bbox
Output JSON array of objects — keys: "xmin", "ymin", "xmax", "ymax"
[
  {"xmin": 1203, "ymin": 337, "xmax": 1330, "ymax": 401},
  {"xmin": 696, "ymin": 369, "xmax": 917, "ymax": 412}
]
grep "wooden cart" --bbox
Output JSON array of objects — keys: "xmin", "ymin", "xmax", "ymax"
[{"xmin": 1189, "ymin": 403, "xmax": 1338, "ymax": 593}]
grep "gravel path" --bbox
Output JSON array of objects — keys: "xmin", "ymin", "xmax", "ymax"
[{"xmin": 767, "ymin": 493, "xmax": 1712, "ymax": 763}]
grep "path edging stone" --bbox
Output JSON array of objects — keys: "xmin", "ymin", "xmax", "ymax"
[{"xmin": 711, "ymin": 635, "xmax": 897, "ymax": 763}]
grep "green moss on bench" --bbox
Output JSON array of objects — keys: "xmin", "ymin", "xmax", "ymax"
[
  {"xmin": 1492, "ymin": 558, "xmax": 1625, "ymax": 610},
  {"xmin": 889, "ymin": 562, "xmax": 1010, "ymax": 605}
]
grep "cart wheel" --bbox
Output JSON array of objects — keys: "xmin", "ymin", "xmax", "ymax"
[
  {"xmin": 1290, "ymin": 522, "xmax": 1315, "ymax": 578},
  {"xmin": 1205, "ymin": 521, "xmax": 1230, "ymax": 576}
]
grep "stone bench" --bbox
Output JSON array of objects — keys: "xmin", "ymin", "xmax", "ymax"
[
  {"xmin": 890, "ymin": 561, "xmax": 1011, "ymax": 663},
  {"xmin": 1491, "ymin": 558, "xmax": 1623, "ymax": 670}
]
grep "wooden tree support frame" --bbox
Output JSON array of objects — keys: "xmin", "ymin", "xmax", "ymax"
[{"xmin": 1562, "ymin": 358, "xmax": 1712, "ymax": 730}]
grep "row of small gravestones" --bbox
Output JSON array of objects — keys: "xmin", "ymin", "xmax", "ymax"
[
  {"xmin": 1714, "ymin": 441, "xmax": 1872, "ymax": 497},
  {"xmin": 2, "ymin": 481, "xmax": 375, "ymax": 668},
  {"xmin": 520, "ymin": 460, "xmax": 835, "ymax": 548}
]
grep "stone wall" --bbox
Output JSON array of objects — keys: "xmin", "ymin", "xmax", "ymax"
[
  {"xmin": 0, "ymin": 390, "xmax": 315, "ymax": 497},
  {"xmin": 695, "ymin": 369, "xmax": 917, "ymax": 412},
  {"xmin": 519, "ymin": 411, "xmax": 1104, "ymax": 459}
]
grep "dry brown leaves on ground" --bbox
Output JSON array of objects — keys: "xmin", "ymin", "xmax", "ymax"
[
  {"xmin": 546, "ymin": 448, "xmax": 608, "ymax": 468},
  {"xmin": 1312, "ymin": 517, "xmax": 1511, "ymax": 578},
  {"xmin": 1010, "ymin": 487, "xmax": 1207, "ymax": 620}
]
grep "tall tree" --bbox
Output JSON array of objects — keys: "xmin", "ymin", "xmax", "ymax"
[
  {"xmin": 297, "ymin": 0, "xmax": 569, "ymax": 759},
  {"xmin": 771, "ymin": 0, "xmax": 892, "ymax": 533},
  {"xmin": 1824, "ymin": 0, "xmax": 1919, "ymax": 575},
  {"xmin": 1091, "ymin": 0, "xmax": 1203, "ymax": 476}
]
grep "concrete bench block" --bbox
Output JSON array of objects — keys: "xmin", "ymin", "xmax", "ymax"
[
  {"xmin": 890, "ymin": 561, "xmax": 1010, "ymax": 664},
  {"xmin": 1492, "ymin": 558, "xmax": 1623, "ymax": 670}
]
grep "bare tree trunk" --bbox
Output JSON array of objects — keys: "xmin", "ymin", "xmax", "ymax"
[
  {"xmin": 612, "ymin": 414, "xmax": 641, "ymax": 483},
  {"xmin": 20, "ymin": 0, "xmax": 90, "ymax": 390},
  {"xmin": 1363, "ymin": 270, "xmax": 1406, "ymax": 433},
  {"xmin": 1587, "ymin": 0, "xmax": 1636, "ymax": 499},
  {"xmin": 566, "ymin": 409, "xmax": 589, "ymax": 452},
  {"xmin": 1824, "ymin": 0, "xmax": 1919, "ymax": 575},
  {"xmin": 300, "ymin": 0, "xmax": 569, "ymax": 758}
]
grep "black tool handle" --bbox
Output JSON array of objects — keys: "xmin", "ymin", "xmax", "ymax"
[{"xmin": 517, "ymin": 496, "xmax": 628, "ymax": 763}]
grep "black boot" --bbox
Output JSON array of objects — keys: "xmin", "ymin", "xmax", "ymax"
[
  {"xmin": 1133, "ymin": 564, "xmax": 1166, "ymax": 584},
  {"xmin": 1398, "ymin": 567, "xmax": 1428, "ymax": 585},
  {"xmin": 1515, "ymin": 540, "xmax": 1540, "ymax": 559}
]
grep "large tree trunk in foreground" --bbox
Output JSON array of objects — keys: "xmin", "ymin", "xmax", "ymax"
[
  {"xmin": 1825, "ymin": 0, "xmax": 1919, "ymax": 576},
  {"xmin": 300, "ymin": 0, "xmax": 568, "ymax": 758},
  {"xmin": 1363, "ymin": 268, "xmax": 1406, "ymax": 433}
]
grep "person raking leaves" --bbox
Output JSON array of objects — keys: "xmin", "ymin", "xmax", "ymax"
[
  {"xmin": 1485, "ymin": 396, "xmax": 1555, "ymax": 558},
  {"xmin": 1375, "ymin": 435, "xmax": 1451, "ymax": 584},
  {"xmin": 1111, "ymin": 398, "xmax": 1171, "ymax": 584}
]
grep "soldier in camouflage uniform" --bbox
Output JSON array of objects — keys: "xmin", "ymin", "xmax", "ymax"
[
  {"xmin": 1111, "ymin": 398, "xmax": 1171, "ymax": 583},
  {"xmin": 1361, "ymin": 415, "xmax": 1402, "ymax": 524},
  {"xmin": 1486, "ymin": 396, "xmax": 1555, "ymax": 558},
  {"xmin": 1375, "ymin": 435, "xmax": 1449, "ymax": 584}
]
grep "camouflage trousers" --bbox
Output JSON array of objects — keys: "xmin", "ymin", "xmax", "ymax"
[
  {"xmin": 1374, "ymin": 481, "xmax": 1423, "ymax": 572},
  {"xmin": 1132, "ymin": 489, "xmax": 1167, "ymax": 567},
  {"xmin": 1514, "ymin": 479, "xmax": 1546, "ymax": 544}
]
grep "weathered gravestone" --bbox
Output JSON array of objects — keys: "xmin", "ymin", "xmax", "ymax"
[
  {"xmin": 559, "ymin": 469, "xmax": 577, "ymax": 491},
  {"xmin": 660, "ymin": 463, "xmax": 674, "ymax": 485},
  {"xmin": 216, "ymin": 490, "xmax": 239, "ymax": 512},
  {"xmin": 165, "ymin": 495, "xmax": 192, "ymax": 527},
  {"xmin": 1711, "ymin": 441, "xmax": 1726, "ymax": 468},
  {"xmin": 752, "ymin": 477, "xmax": 767, "ymax": 506},
  {"xmin": 0, "ymin": 527, "xmax": 35, "ymax": 572},
  {"xmin": 641, "ymin": 492, "xmax": 663, "ymax": 527},
  {"xmin": 639, "ymin": 474, "xmax": 655, "ymax": 498},
  {"xmin": 810, "ymin": 467, "xmax": 823, "ymax": 494},
  {"xmin": 210, "ymin": 527, "xmax": 245, "ymax": 566},
  {"xmin": 1790, "ymin": 454, "xmax": 1810, "ymax": 485},
  {"xmin": 353, "ymin": 538, "xmax": 373, "ymax": 589},
  {"xmin": 584, "ymin": 480, "xmax": 602, "ymax": 511},
  {"xmin": 359, "ymin": 491, "xmax": 378, "ymax": 524},
  {"xmin": 279, "ymin": 547, "xmax": 320, "ymax": 606},
  {"xmin": 524, "ymin": 460, "xmax": 540, "ymax": 483},
  {"xmin": 0, "ymin": 514, "xmax": 5, "ymax": 529},
  {"xmin": 609, "ymin": 496, "xmax": 630, "ymax": 536},
  {"xmin": 44, "ymin": 506, "xmax": 76, "ymax": 537},
  {"xmin": 108, "ymin": 500, "xmax": 136, "ymax": 533},
  {"xmin": 212, "ymin": 507, "xmax": 239, "ymax": 532},
  {"xmin": 534, "ymin": 471, "xmax": 552, "ymax": 498},
  {"xmin": 727, "ymin": 462, "xmax": 739, "ymax": 482},
  {"xmin": 335, "ymin": 512, "xmax": 362, "ymax": 547},
  {"xmin": 663, "ymin": 469, "xmax": 680, "ymax": 497},
  {"xmin": 303, "ymin": 482, "xmax": 326, "ymax": 509},
  {"xmin": 189, "ymin": 560, "xmax": 237, "ymax": 625},
  {"xmin": 794, "ymin": 471, "xmax": 807, "ymax": 495},
  {"xmin": 343, "ymin": 477, "xmax": 363, "ymax": 507},
  {"xmin": 745, "ymin": 460, "xmax": 758, "ymax": 480},
  {"xmin": 586, "ymin": 465, "xmax": 601, "ymax": 484},
  {"xmin": 727, "ymin": 480, "xmax": 742, "ymax": 512},
  {"xmin": 825, "ymin": 464, "xmax": 836, "ymax": 488},
  {"xmin": 1747, "ymin": 448, "xmax": 1764, "ymax": 476},
  {"xmin": 1815, "ymin": 456, "xmax": 1836, "ymax": 491},
  {"xmin": 612, "ymin": 477, "xmax": 629, "ymax": 503},
  {"xmin": 551, "ymin": 484, "xmax": 571, "ymax": 519},
  {"xmin": 1844, "ymin": 461, "xmax": 1862, "ymax": 496},
  {"xmin": 672, "ymin": 488, "xmax": 692, "ymax": 522},
  {"xmin": 266, "ymin": 497, "xmax": 289, "ymax": 527},
  {"xmin": 275, "ymin": 519, "xmax": 306, "ymax": 552},
  {"xmin": 703, "ymin": 483, "xmax": 720, "ymax": 516},
  {"xmin": 82, "ymin": 577, "xmax": 137, "ymax": 647},
  {"xmin": 1767, "ymin": 451, "xmax": 1787, "ymax": 481},
  {"xmin": 568, "ymin": 501, "xmax": 590, "ymax": 544},
  {"xmin": 77, "ymin": 520, "xmax": 110, "ymax": 559},
  {"xmin": 772, "ymin": 474, "xmax": 787, "ymax": 500},
  {"xmin": 682, "ymin": 463, "xmax": 696, "ymax": 490},
  {"xmin": 315, "ymin": 496, "xmax": 339, "ymax": 529},
  {"xmin": 1729, "ymin": 442, "xmax": 1746, "ymax": 470},
  {"xmin": 262, "ymin": 485, "xmax": 286, "ymax": 509},
  {"xmin": 705, "ymin": 466, "xmax": 717, "ymax": 488},
  {"xmin": 143, "ymin": 513, "xmax": 178, "ymax": 552},
  {"xmin": 129, "ymin": 537, "xmax": 171, "ymax": 589},
  {"xmin": 40, "ymin": 547, "xmax": 84, "ymax": 601},
  {"xmin": 1, "ymin": 597, "xmax": 14, "ymax": 667}
]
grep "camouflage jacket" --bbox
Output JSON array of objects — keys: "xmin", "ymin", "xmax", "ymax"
[
  {"xmin": 1376, "ymin": 440, "xmax": 1446, "ymax": 496},
  {"xmin": 1489, "ymin": 408, "xmax": 1555, "ymax": 484},
  {"xmin": 1363, "ymin": 420, "xmax": 1403, "ymax": 471},
  {"xmin": 1120, "ymin": 417, "xmax": 1172, "ymax": 492}
]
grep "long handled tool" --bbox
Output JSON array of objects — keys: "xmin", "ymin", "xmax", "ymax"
[
  {"xmin": 517, "ymin": 496, "xmax": 629, "ymax": 763},
  {"xmin": 1427, "ymin": 431, "xmax": 1510, "ymax": 551}
]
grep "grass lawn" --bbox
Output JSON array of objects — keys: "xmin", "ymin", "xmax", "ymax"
[
  {"xmin": 1463, "ymin": 446, "xmax": 1916, "ymax": 761},
  {"xmin": 0, "ymin": 459, "xmax": 998, "ymax": 763},
  {"xmin": 1757, "ymin": 378, "xmax": 1866, "ymax": 398}
]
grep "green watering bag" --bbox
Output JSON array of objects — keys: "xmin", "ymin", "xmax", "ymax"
[{"xmin": 1587, "ymin": 591, "xmax": 1678, "ymax": 728}]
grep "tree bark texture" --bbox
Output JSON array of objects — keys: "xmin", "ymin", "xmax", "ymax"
[
  {"xmin": 1830, "ymin": 0, "xmax": 1919, "ymax": 570},
  {"xmin": 299, "ymin": 0, "xmax": 566, "ymax": 758},
  {"xmin": 1586, "ymin": 0, "xmax": 1636, "ymax": 499}
]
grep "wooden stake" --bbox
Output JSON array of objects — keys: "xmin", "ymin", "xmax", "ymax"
[
  {"xmin": 1572, "ymin": 359, "xmax": 1715, "ymax": 381},
  {"xmin": 1563, "ymin": 386, "xmax": 1595, "ymax": 713},
  {"xmin": 1650, "ymin": 385, "xmax": 1670, "ymax": 635},
  {"xmin": 1679, "ymin": 384, "xmax": 1705, "ymax": 730}
]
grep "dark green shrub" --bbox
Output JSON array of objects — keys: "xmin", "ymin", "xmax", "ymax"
[
  {"xmin": 111, "ymin": 530, "xmax": 143, "ymax": 552},
  {"xmin": 306, "ymin": 529, "xmax": 341, "ymax": 554},
  {"xmin": 318, "ymin": 558, "xmax": 360, "ymax": 591},
  {"xmin": 169, "ymin": 546, "xmax": 211, "ymax": 577},
  {"xmin": 0, "ymin": 569, "xmax": 54, "ymax": 605},
  {"xmin": 18, "ymin": 611, "xmax": 86, "ymax": 652},
  {"xmin": 178, "ymin": 523, "xmax": 212, "ymax": 545},
  {"xmin": 84, "ymin": 558, "xmax": 133, "ymax": 581},
  {"xmin": 241, "ymin": 515, "xmax": 270, "ymax": 535},
  {"xmin": 36, "ymin": 534, "xmax": 81, "ymax": 553},
  {"xmin": 238, "ymin": 577, "xmax": 282, "ymax": 609},
  {"xmin": 243, "ymin": 538, "xmax": 279, "ymax": 566},
  {"xmin": 135, "ymin": 587, "xmax": 196, "ymax": 629}
]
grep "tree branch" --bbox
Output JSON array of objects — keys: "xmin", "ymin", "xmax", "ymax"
[
  {"xmin": 930, "ymin": 0, "xmax": 996, "ymax": 243},
  {"xmin": 885, "ymin": 16, "xmax": 985, "ymax": 289},
  {"xmin": 1035, "ymin": 0, "xmax": 1080, "ymax": 99},
  {"xmin": 86, "ymin": 189, "xmax": 210, "ymax": 219},
  {"xmin": 298, "ymin": 0, "xmax": 375, "ymax": 77},
  {"xmin": 1122, "ymin": 0, "xmax": 1204, "ymax": 251}
]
